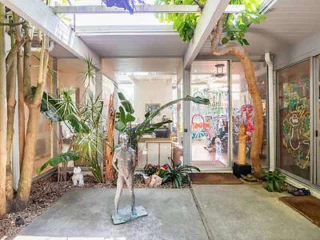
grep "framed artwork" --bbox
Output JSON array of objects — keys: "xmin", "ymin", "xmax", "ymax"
[{"xmin": 145, "ymin": 103, "xmax": 160, "ymax": 115}]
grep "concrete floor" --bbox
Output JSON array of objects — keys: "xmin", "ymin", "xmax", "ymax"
[
  {"xmin": 15, "ymin": 185, "xmax": 320, "ymax": 240},
  {"xmin": 193, "ymin": 184, "xmax": 320, "ymax": 240},
  {"xmin": 16, "ymin": 188, "xmax": 207, "ymax": 240}
]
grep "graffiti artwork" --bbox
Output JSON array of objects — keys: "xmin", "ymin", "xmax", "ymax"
[{"xmin": 282, "ymin": 86, "xmax": 310, "ymax": 169}]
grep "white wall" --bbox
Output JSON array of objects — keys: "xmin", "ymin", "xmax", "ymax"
[
  {"xmin": 133, "ymin": 80, "xmax": 173, "ymax": 123},
  {"xmin": 275, "ymin": 31, "xmax": 320, "ymax": 69}
]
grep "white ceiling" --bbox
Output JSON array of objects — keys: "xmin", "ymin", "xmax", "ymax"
[
  {"xmin": 52, "ymin": 0, "xmax": 320, "ymax": 63},
  {"xmin": 199, "ymin": 0, "xmax": 320, "ymax": 57},
  {"xmin": 79, "ymin": 34, "xmax": 188, "ymax": 57},
  {"xmin": 102, "ymin": 58, "xmax": 182, "ymax": 73}
]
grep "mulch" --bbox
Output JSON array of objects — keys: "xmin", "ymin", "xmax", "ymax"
[
  {"xmin": 279, "ymin": 196, "xmax": 320, "ymax": 228},
  {"xmin": 191, "ymin": 173, "xmax": 243, "ymax": 185},
  {"xmin": 0, "ymin": 173, "xmax": 185, "ymax": 240}
]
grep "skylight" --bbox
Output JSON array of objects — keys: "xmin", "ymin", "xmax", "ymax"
[{"xmin": 54, "ymin": 0, "xmax": 167, "ymax": 26}]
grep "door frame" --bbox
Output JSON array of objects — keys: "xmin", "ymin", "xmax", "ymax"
[
  {"xmin": 312, "ymin": 56, "xmax": 320, "ymax": 186},
  {"xmin": 185, "ymin": 60, "xmax": 233, "ymax": 171}
]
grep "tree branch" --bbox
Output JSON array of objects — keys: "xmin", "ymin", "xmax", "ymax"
[
  {"xmin": 193, "ymin": 0, "xmax": 204, "ymax": 10},
  {"xmin": 5, "ymin": 36, "xmax": 27, "ymax": 73},
  {"xmin": 0, "ymin": 21, "xmax": 25, "ymax": 26},
  {"xmin": 23, "ymin": 22, "xmax": 32, "ymax": 101}
]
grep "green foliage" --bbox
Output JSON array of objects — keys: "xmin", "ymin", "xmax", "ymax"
[
  {"xmin": 162, "ymin": 159, "xmax": 200, "ymax": 188},
  {"xmin": 83, "ymin": 57, "xmax": 96, "ymax": 90},
  {"xmin": 37, "ymin": 90, "xmax": 104, "ymax": 182},
  {"xmin": 37, "ymin": 151, "xmax": 79, "ymax": 175},
  {"xmin": 156, "ymin": 0, "xmax": 266, "ymax": 45},
  {"xmin": 115, "ymin": 92, "xmax": 209, "ymax": 150},
  {"xmin": 263, "ymin": 170, "xmax": 286, "ymax": 192}
]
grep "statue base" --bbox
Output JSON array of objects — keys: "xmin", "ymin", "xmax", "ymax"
[{"xmin": 112, "ymin": 206, "xmax": 148, "ymax": 225}]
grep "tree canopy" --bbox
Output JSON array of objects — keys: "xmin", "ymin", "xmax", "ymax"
[{"xmin": 155, "ymin": 0, "xmax": 266, "ymax": 45}]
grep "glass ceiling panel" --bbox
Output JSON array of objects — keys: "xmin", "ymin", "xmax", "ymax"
[{"xmin": 52, "ymin": 0, "xmax": 167, "ymax": 27}]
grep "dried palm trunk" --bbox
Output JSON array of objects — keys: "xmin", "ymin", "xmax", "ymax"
[{"xmin": 105, "ymin": 94, "xmax": 115, "ymax": 181}]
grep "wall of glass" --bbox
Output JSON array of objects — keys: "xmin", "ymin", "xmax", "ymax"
[
  {"xmin": 277, "ymin": 60, "xmax": 310, "ymax": 181},
  {"xmin": 231, "ymin": 62, "xmax": 268, "ymax": 166},
  {"xmin": 190, "ymin": 61, "xmax": 230, "ymax": 169}
]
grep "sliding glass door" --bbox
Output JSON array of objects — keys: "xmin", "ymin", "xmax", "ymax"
[
  {"xmin": 277, "ymin": 60, "xmax": 311, "ymax": 181},
  {"xmin": 190, "ymin": 61, "xmax": 230, "ymax": 169}
]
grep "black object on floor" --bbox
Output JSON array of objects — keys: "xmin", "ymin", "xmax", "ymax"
[
  {"xmin": 15, "ymin": 216, "xmax": 25, "ymax": 226},
  {"xmin": 232, "ymin": 162, "xmax": 252, "ymax": 178},
  {"xmin": 288, "ymin": 188, "xmax": 311, "ymax": 196}
]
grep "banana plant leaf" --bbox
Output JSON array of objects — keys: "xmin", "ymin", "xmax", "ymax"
[
  {"xmin": 136, "ymin": 95, "xmax": 209, "ymax": 134},
  {"xmin": 37, "ymin": 151, "xmax": 80, "ymax": 175}
]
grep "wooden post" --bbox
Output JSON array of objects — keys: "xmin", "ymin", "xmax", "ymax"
[
  {"xmin": 105, "ymin": 94, "xmax": 115, "ymax": 181},
  {"xmin": 238, "ymin": 124, "xmax": 247, "ymax": 165}
]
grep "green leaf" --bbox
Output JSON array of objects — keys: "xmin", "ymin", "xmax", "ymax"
[
  {"xmin": 242, "ymin": 38, "xmax": 249, "ymax": 45},
  {"xmin": 121, "ymin": 100, "xmax": 134, "ymax": 114},
  {"xmin": 126, "ymin": 113, "xmax": 136, "ymax": 122},
  {"xmin": 115, "ymin": 121, "xmax": 126, "ymax": 132},
  {"xmin": 221, "ymin": 37, "xmax": 229, "ymax": 44},
  {"xmin": 37, "ymin": 151, "xmax": 79, "ymax": 175},
  {"xmin": 118, "ymin": 92, "xmax": 126, "ymax": 101},
  {"xmin": 119, "ymin": 106, "xmax": 126, "ymax": 123}
]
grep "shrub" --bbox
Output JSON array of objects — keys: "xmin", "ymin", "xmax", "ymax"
[
  {"xmin": 264, "ymin": 170, "xmax": 286, "ymax": 192},
  {"xmin": 162, "ymin": 159, "xmax": 200, "ymax": 188}
]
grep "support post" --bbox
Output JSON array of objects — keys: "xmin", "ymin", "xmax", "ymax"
[
  {"xmin": 52, "ymin": 57, "xmax": 59, "ymax": 157},
  {"xmin": 265, "ymin": 53, "xmax": 275, "ymax": 171},
  {"xmin": 183, "ymin": 68, "xmax": 191, "ymax": 166}
]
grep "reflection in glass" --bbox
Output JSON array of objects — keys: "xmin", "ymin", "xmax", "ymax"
[
  {"xmin": 231, "ymin": 62, "xmax": 268, "ymax": 166},
  {"xmin": 277, "ymin": 60, "xmax": 310, "ymax": 180},
  {"xmin": 191, "ymin": 61, "xmax": 229, "ymax": 169}
]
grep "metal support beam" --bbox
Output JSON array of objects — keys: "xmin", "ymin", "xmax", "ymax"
[
  {"xmin": 183, "ymin": 69, "xmax": 191, "ymax": 165},
  {"xmin": 183, "ymin": 0, "xmax": 230, "ymax": 69},
  {"xmin": 265, "ymin": 53, "xmax": 275, "ymax": 171},
  {"xmin": 52, "ymin": 4, "xmax": 244, "ymax": 14},
  {"xmin": 0, "ymin": 0, "xmax": 101, "ymax": 68}
]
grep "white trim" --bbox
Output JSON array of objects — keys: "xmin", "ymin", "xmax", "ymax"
[
  {"xmin": 183, "ymin": 69, "xmax": 191, "ymax": 165},
  {"xmin": 0, "ymin": 0, "xmax": 101, "ymax": 68},
  {"xmin": 52, "ymin": 4, "xmax": 244, "ymax": 14},
  {"xmin": 265, "ymin": 53, "xmax": 275, "ymax": 171},
  {"xmin": 183, "ymin": 0, "xmax": 230, "ymax": 69}
]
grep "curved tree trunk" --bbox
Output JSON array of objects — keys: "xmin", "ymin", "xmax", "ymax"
[
  {"xmin": 0, "ymin": 3, "xmax": 7, "ymax": 217},
  {"xmin": 211, "ymin": 17, "xmax": 263, "ymax": 175},
  {"xmin": 105, "ymin": 94, "xmax": 115, "ymax": 181}
]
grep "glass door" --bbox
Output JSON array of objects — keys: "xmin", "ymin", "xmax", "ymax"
[
  {"xmin": 190, "ymin": 61, "xmax": 230, "ymax": 169},
  {"xmin": 277, "ymin": 60, "xmax": 311, "ymax": 182}
]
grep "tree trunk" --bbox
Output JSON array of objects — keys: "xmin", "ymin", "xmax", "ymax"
[
  {"xmin": 105, "ymin": 94, "xmax": 115, "ymax": 181},
  {"xmin": 13, "ymin": 13, "xmax": 25, "ymax": 166},
  {"xmin": 211, "ymin": 17, "xmax": 263, "ymax": 175},
  {"xmin": 17, "ymin": 34, "xmax": 49, "ymax": 210},
  {"xmin": 17, "ymin": 48, "xmax": 24, "ymax": 166},
  {"xmin": 5, "ymin": 31, "xmax": 17, "ymax": 211},
  {"xmin": 16, "ymin": 107, "xmax": 40, "ymax": 209},
  {"xmin": 0, "ymin": 3, "xmax": 7, "ymax": 217}
]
